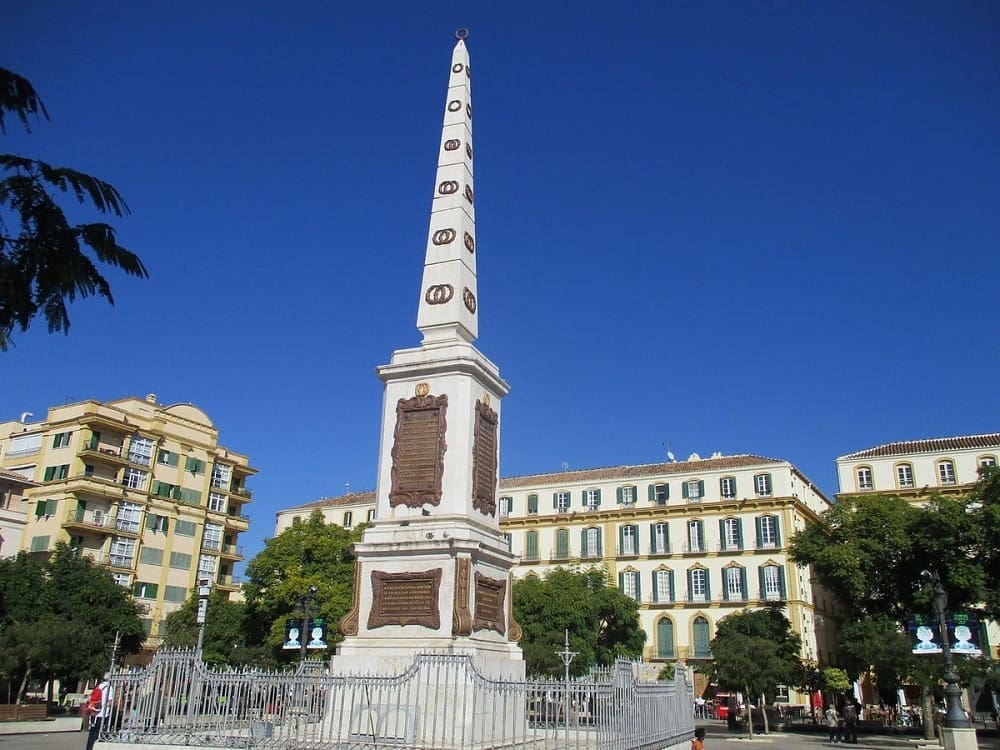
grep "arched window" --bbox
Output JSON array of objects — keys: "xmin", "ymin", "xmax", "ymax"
[
  {"xmin": 525, "ymin": 530, "xmax": 539, "ymax": 561},
  {"xmin": 657, "ymin": 617, "xmax": 675, "ymax": 659},
  {"xmin": 937, "ymin": 460, "xmax": 957, "ymax": 485},
  {"xmin": 693, "ymin": 616, "xmax": 711, "ymax": 658},
  {"xmin": 856, "ymin": 466, "xmax": 873, "ymax": 491},
  {"xmin": 896, "ymin": 463, "xmax": 914, "ymax": 488},
  {"xmin": 555, "ymin": 528, "xmax": 569, "ymax": 559}
]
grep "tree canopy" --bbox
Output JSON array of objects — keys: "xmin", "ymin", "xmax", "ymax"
[
  {"xmin": 0, "ymin": 545, "xmax": 143, "ymax": 700},
  {"xmin": 242, "ymin": 510, "xmax": 365, "ymax": 663},
  {"xmin": 0, "ymin": 67, "xmax": 148, "ymax": 350},
  {"xmin": 512, "ymin": 567, "xmax": 645, "ymax": 677}
]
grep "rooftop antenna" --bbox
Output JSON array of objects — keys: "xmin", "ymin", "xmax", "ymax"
[
  {"xmin": 561, "ymin": 461, "xmax": 569, "ymax": 471},
  {"xmin": 663, "ymin": 442, "xmax": 676, "ymax": 462},
  {"xmin": 345, "ymin": 482, "xmax": 351, "ymax": 494}
]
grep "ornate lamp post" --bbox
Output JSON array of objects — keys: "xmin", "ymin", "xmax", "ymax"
[
  {"xmin": 921, "ymin": 570, "xmax": 970, "ymax": 729},
  {"xmin": 556, "ymin": 629, "xmax": 577, "ymax": 735}
]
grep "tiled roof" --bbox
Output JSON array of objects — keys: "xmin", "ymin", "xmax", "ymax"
[
  {"xmin": 280, "ymin": 454, "xmax": 788, "ymax": 512},
  {"xmin": 839, "ymin": 433, "xmax": 1000, "ymax": 460},
  {"xmin": 0, "ymin": 470, "xmax": 37, "ymax": 487}
]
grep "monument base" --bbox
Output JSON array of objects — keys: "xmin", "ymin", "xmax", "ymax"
[{"xmin": 941, "ymin": 726, "xmax": 979, "ymax": 750}]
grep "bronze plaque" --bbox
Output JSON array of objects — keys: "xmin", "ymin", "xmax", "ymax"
[
  {"xmin": 471, "ymin": 399, "xmax": 498, "ymax": 516},
  {"xmin": 368, "ymin": 569, "xmax": 443, "ymax": 630},
  {"xmin": 473, "ymin": 571, "xmax": 506, "ymax": 635},
  {"xmin": 452, "ymin": 558, "xmax": 473, "ymax": 636},
  {"xmin": 389, "ymin": 394, "xmax": 447, "ymax": 509}
]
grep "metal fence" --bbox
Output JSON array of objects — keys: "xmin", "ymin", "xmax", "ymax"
[{"xmin": 98, "ymin": 649, "xmax": 693, "ymax": 749}]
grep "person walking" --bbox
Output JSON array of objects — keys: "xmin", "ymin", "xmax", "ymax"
[
  {"xmin": 825, "ymin": 704, "xmax": 841, "ymax": 744},
  {"xmin": 85, "ymin": 672, "xmax": 114, "ymax": 750},
  {"xmin": 842, "ymin": 701, "xmax": 858, "ymax": 743}
]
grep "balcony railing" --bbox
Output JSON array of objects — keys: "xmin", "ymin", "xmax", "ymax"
[
  {"xmin": 114, "ymin": 518, "xmax": 141, "ymax": 534},
  {"xmin": 66, "ymin": 508, "xmax": 111, "ymax": 528},
  {"xmin": 230, "ymin": 486, "xmax": 253, "ymax": 499},
  {"xmin": 220, "ymin": 544, "xmax": 245, "ymax": 559},
  {"xmin": 648, "ymin": 544, "xmax": 671, "ymax": 555}
]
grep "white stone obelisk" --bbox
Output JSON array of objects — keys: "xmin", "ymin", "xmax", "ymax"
[{"xmin": 334, "ymin": 30, "xmax": 523, "ymax": 680}]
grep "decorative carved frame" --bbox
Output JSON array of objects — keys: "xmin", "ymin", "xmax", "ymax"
[
  {"xmin": 368, "ymin": 569, "xmax": 443, "ymax": 630},
  {"xmin": 389, "ymin": 394, "xmax": 448, "ymax": 509},
  {"xmin": 471, "ymin": 399, "xmax": 498, "ymax": 516},
  {"xmin": 337, "ymin": 561, "xmax": 363, "ymax": 637},
  {"xmin": 452, "ymin": 558, "xmax": 473, "ymax": 636},
  {"xmin": 472, "ymin": 571, "xmax": 506, "ymax": 635}
]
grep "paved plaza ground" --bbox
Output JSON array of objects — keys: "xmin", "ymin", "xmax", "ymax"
[{"xmin": 702, "ymin": 720, "xmax": 999, "ymax": 750}]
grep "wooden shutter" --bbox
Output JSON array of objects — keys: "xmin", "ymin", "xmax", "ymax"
[{"xmin": 740, "ymin": 567, "xmax": 748, "ymax": 601}]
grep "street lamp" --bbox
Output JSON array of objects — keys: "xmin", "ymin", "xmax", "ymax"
[
  {"xmin": 555, "ymin": 629, "xmax": 577, "ymax": 734},
  {"xmin": 296, "ymin": 585, "xmax": 319, "ymax": 663},
  {"xmin": 196, "ymin": 577, "xmax": 212, "ymax": 654},
  {"xmin": 920, "ymin": 570, "xmax": 970, "ymax": 729}
]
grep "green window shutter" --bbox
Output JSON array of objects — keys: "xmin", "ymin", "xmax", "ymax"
[
  {"xmin": 595, "ymin": 489, "xmax": 601, "ymax": 507},
  {"xmin": 648, "ymin": 484, "xmax": 655, "ymax": 502},
  {"xmin": 581, "ymin": 528, "xmax": 589, "ymax": 557},
  {"xmin": 151, "ymin": 480, "xmax": 161, "ymax": 496},
  {"xmin": 171, "ymin": 486, "xmax": 182, "ymax": 501},
  {"xmin": 34, "ymin": 501, "xmax": 46, "ymax": 517},
  {"xmin": 758, "ymin": 567, "xmax": 766, "ymax": 600},
  {"xmin": 633, "ymin": 525, "xmax": 640, "ymax": 553},
  {"xmin": 696, "ymin": 521, "xmax": 704, "ymax": 548},
  {"xmin": 668, "ymin": 570, "xmax": 675, "ymax": 602},
  {"xmin": 652, "ymin": 570, "xmax": 659, "ymax": 601},
  {"xmin": 146, "ymin": 514, "xmax": 156, "ymax": 531},
  {"xmin": 704, "ymin": 569, "xmax": 712, "ymax": 601},
  {"xmin": 528, "ymin": 494, "xmax": 538, "ymax": 513},
  {"xmin": 736, "ymin": 519, "xmax": 744, "ymax": 549},
  {"xmin": 687, "ymin": 570, "xmax": 693, "ymax": 602},
  {"xmin": 616, "ymin": 487, "xmax": 623, "ymax": 504},
  {"xmin": 740, "ymin": 568, "xmax": 748, "ymax": 600},
  {"xmin": 618, "ymin": 525, "xmax": 624, "ymax": 554},
  {"xmin": 618, "ymin": 571, "xmax": 625, "ymax": 593},
  {"xmin": 552, "ymin": 493, "xmax": 558, "ymax": 509},
  {"xmin": 755, "ymin": 516, "xmax": 763, "ymax": 548},
  {"xmin": 556, "ymin": 529, "xmax": 568, "ymax": 558},
  {"xmin": 698, "ymin": 480, "xmax": 705, "ymax": 497},
  {"xmin": 779, "ymin": 567, "xmax": 787, "ymax": 599},
  {"xmin": 773, "ymin": 517, "xmax": 782, "ymax": 546},
  {"xmin": 526, "ymin": 532, "xmax": 537, "ymax": 558},
  {"xmin": 43, "ymin": 466, "xmax": 55, "ymax": 481},
  {"xmin": 682, "ymin": 482, "xmax": 689, "ymax": 499},
  {"xmin": 635, "ymin": 574, "xmax": 641, "ymax": 602},
  {"xmin": 723, "ymin": 569, "xmax": 730, "ymax": 601},
  {"xmin": 718, "ymin": 519, "xmax": 726, "ymax": 550}
]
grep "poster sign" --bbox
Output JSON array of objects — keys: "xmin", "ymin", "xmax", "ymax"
[
  {"xmin": 283, "ymin": 619, "xmax": 303, "ymax": 650},
  {"xmin": 306, "ymin": 618, "xmax": 328, "ymax": 650},
  {"xmin": 907, "ymin": 612, "xmax": 981, "ymax": 656}
]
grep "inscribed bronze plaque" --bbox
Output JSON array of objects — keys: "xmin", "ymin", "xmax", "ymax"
[
  {"xmin": 473, "ymin": 571, "xmax": 506, "ymax": 635},
  {"xmin": 368, "ymin": 569, "xmax": 442, "ymax": 630},
  {"xmin": 471, "ymin": 399, "xmax": 498, "ymax": 516},
  {"xmin": 452, "ymin": 557, "xmax": 473, "ymax": 636},
  {"xmin": 389, "ymin": 394, "xmax": 448, "ymax": 509}
]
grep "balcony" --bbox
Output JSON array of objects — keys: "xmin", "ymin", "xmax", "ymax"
[
  {"xmin": 229, "ymin": 485, "xmax": 253, "ymax": 501},
  {"xmin": 220, "ymin": 543, "xmax": 244, "ymax": 561},
  {"xmin": 648, "ymin": 544, "xmax": 671, "ymax": 556},
  {"xmin": 201, "ymin": 539, "xmax": 221, "ymax": 553},
  {"xmin": 63, "ymin": 507, "xmax": 113, "ymax": 534},
  {"xmin": 215, "ymin": 574, "xmax": 243, "ymax": 591},
  {"xmin": 107, "ymin": 554, "xmax": 136, "ymax": 571},
  {"xmin": 681, "ymin": 543, "xmax": 707, "ymax": 555},
  {"xmin": 78, "ymin": 444, "xmax": 128, "ymax": 466},
  {"xmin": 113, "ymin": 518, "xmax": 142, "ymax": 536},
  {"xmin": 62, "ymin": 474, "xmax": 126, "ymax": 501},
  {"xmin": 521, "ymin": 552, "xmax": 540, "ymax": 563}
]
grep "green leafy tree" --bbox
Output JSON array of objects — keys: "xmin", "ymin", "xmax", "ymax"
[
  {"xmin": 705, "ymin": 607, "xmax": 802, "ymax": 737},
  {"xmin": 162, "ymin": 592, "xmax": 267, "ymax": 666},
  {"xmin": 243, "ymin": 510, "xmax": 365, "ymax": 662},
  {"xmin": 0, "ymin": 545, "xmax": 143, "ymax": 701},
  {"xmin": 0, "ymin": 68, "xmax": 148, "ymax": 350},
  {"xmin": 512, "ymin": 567, "xmax": 645, "ymax": 677}
]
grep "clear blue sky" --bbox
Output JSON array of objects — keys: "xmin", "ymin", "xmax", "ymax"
[{"xmin": 3, "ymin": 2, "xmax": 998, "ymax": 573}]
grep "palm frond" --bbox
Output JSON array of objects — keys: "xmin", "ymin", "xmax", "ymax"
[{"xmin": 0, "ymin": 68, "xmax": 49, "ymax": 134}]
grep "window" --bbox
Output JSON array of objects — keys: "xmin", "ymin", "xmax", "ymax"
[
  {"xmin": 689, "ymin": 568, "xmax": 708, "ymax": 602},
  {"xmin": 208, "ymin": 492, "xmax": 227, "ymax": 513},
  {"xmin": 654, "ymin": 569, "xmax": 673, "ymax": 603},
  {"xmin": 34, "ymin": 499, "xmax": 58, "ymax": 517},
  {"xmin": 175, "ymin": 520, "xmax": 197, "ymax": 537},
  {"xmin": 211, "ymin": 463, "xmax": 232, "ymax": 489},
  {"xmin": 761, "ymin": 565, "xmax": 784, "ymax": 601},
  {"xmin": 501, "ymin": 532, "xmax": 512, "ymax": 551},
  {"xmin": 687, "ymin": 520, "xmax": 704, "ymax": 552},
  {"xmin": 650, "ymin": 483, "xmax": 669, "ymax": 505},
  {"xmin": 720, "ymin": 476, "xmax": 737, "ymax": 499},
  {"xmin": 122, "ymin": 468, "xmax": 148, "ymax": 490},
  {"xmin": 757, "ymin": 515, "xmax": 780, "ymax": 549},
  {"xmin": 84, "ymin": 464, "xmax": 94, "ymax": 477},
  {"xmin": 618, "ymin": 486, "xmax": 636, "ymax": 506},
  {"xmin": 112, "ymin": 573, "xmax": 131, "ymax": 589},
  {"xmin": 202, "ymin": 523, "xmax": 223, "ymax": 550},
  {"xmin": 683, "ymin": 479, "xmax": 704, "ymax": 501},
  {"xmin": 897, "ymin": 463, "xmax": 914, "ymax": 488},
  {"xmin": 754, "ymin": 473, "xmax": 772, "ymax": 496},
  {"xmin": 656, "ymin": 617, "xmax": 675, "ymax": 658},
  {"xmin": 29, "ymin": 535, "xmax": 50, "ymax": 553},
  {"xmin": 651, "ymin": 522, "xmax": 669, "ymax": 554},
  {"xmin": 582, "ymin": 527, "xmax": 602, "ymax": 558},
  {"xmin": 147, "ymin": 514, "xmax": 169, "ymax": 533},
  {"xmin": 554, "ymin": 492, "xmax": 570, "ymax": 513},
  {"xmin": 157, "ymin": 450, "xmax": 179, "ymax": 467},
  {"xmin": 584, "ymin": 489, "xmax": 601, "ymax": 510},
  {"xmin": 367, "ymin": 508, "xmax": 376, "ymax": 522},
  {"xmin": 499, "ymin": 496, "xmax": 513, "ymax": 517},
  {"xmin": 938, "ymin": 460, "xmax": 956, "ymax": 485},
  {"xmin": 178, "ymin": 488, "xmax": 201, "ymax": 506},
  {"xmin": 139, "ymin": 547, "xmax": 163, "ymax": 565},
  {"xmin": 692, "ymin": 616, "xmax": 711, "ymax": 658},
  {"xmin": 164, "ymin": 585, "xmax": 187, "ymax": 603},
  {"xmin": 721, "ymin": 518, "xmax": 742, "ymax": 550},
  {"xmin": 52, "ymin": 431, "xmax": 72, "ymax": 448},
  {"xmin": 169, "ymin": 551, "xmax": 192, "ymax": 569},
  {"xmin": 724, "ymin": 567, "xmax": 746, "ymax": 601},
  {"xmin": 128, "ymin": 437, "xmax": 154, "ymax": 466},
  {"xmin": 110, "ymin": 537, "xmax": 136, "ymax": 568},
  {"xmin": 856, "ymin": 466, "xmax": 873, "ymax": 491},
  {"xmin": 133, "ymin": 581, "xmax": 158, "ymax": 599},
  {"xmin": 620, "ymin": 570, "xmax": 640, "ymax": 602},
  {"xmin": 525, "ymin": 531, "xmax": 539, "ymax": 561},
  {"xmin": 116, "ymin": 502, "xmax": 142, "ymax": 533},
  {"xmin": 43, "ymin": 464, "xmax": 69, "ymax": 481},
  {"xmin": 198, "ymin": 554, "xmax": 217, "ymax": 576},
  {"xmin": 555, "ymin": 528, "xmax": 569, "ymax": 559},
  {"xmin": 152, "ymin": 481, "xmax": 180, "ymax": 500},
  {"xmin": 343, "ymin": 511, "xmax": 353, "ymax": 528},
  {"xmin": 8, "ymin": 433, "xmax": 42, "ymax": 456},
  {"xmin": 620, "ymin": 525, "xmax": 638, "ymax": 555},
  {"xmin": 980, "ymin": 456, "xmax": 998, "ymax": 468},
  {"xmin": 185, "ymin": 457, "xmax": 205, "ymax": 474},
  {"xmin": 527, "ymin": 494, "xmax": 538, "ymax": 514}
]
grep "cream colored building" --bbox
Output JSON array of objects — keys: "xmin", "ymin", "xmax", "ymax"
[
  {"xmin": 0, "ymin": 468, "xmax": 37, "ymax": 557},
  {"xmin": 0, "ymin": 395, "xmax": 255, "ymax": 646},
  {"xmin": 836, "ymin": 433, "xmax": 1000, "ymax": 661},
  {"xmin": 277, "ymin": 451, "xmax": 840, "ymax": 698}
]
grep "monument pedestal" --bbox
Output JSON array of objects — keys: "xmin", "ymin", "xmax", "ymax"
[{"xmin": 941, "ymin": 727, "xmax": 979, "ymax": 750}]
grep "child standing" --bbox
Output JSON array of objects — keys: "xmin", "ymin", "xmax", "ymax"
[{"xmin": 692, "ymin": 726, "xmax": 706, "ymax": 750}]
